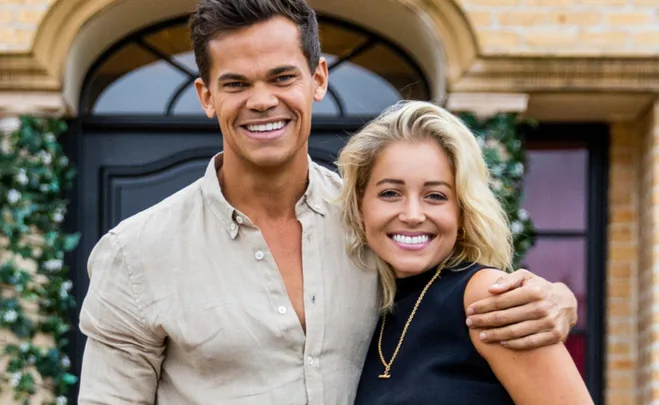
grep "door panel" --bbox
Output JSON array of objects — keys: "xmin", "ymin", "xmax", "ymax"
[{"xmin": 70, "ymin": 125, "xmax": 353, "ymax": 385}]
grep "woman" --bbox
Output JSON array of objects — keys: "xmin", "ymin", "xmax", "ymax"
[{"xmin": 336, "ymin": 100, "xmax": 593, "ymax": 405}]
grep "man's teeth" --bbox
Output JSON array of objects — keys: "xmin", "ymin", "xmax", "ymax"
[
  {"xmin": 392, "ymin": 234, "xmax": 430, "ymax": 245},
  {"xmin": 246, "ymin": 121, "xmax": 286, "ymax": 132}
]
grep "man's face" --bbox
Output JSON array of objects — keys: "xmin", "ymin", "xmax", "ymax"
[{"xmin": 195, "ymin": 16, "xmax": 328, "ymax": 169}]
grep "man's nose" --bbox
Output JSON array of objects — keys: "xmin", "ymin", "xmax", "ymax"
[{"xmin": 246, "ymin": 83, "xmax": 278, "ymax": 112}]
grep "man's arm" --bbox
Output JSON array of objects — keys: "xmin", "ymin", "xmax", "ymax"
[
  {"xmin": 78, "ymin": 232, "xmax": 165, "ymax": 405},
  {"xmin": 465, "ymin": 268, "xmax": 578, "ymax": 350}
]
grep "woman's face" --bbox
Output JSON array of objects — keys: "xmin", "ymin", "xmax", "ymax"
[{"xmin": 360, "ymin": 140, "xmax": 460, "ymax": 278}]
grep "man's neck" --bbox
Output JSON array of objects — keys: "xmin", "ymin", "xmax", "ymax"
[{"xmin": 218, "ymin": 151, "xmax": 309, "ymax": 224}]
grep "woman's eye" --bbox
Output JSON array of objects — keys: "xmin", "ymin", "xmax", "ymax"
[
  {"xmin": 427, "ymin": 193, "xmax": 447, "ymax": 201},
  {"xmin": 379, "ymin": 190, "xmax": 400, "ymax": 199}
]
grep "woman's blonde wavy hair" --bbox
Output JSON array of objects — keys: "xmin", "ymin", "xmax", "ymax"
[{"xmin": 336, "ymin": 100, "xmax": 513, "ymax": 312}]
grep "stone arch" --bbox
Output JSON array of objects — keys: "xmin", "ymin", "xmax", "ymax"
[{"xmin": 32, "ymin": 0, "xmax": 478, "ymax": 114}]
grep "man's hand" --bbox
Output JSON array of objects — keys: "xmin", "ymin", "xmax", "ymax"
[{"xmin": 465, "ymin": 269, "xmax": 578, "ymax": 350}]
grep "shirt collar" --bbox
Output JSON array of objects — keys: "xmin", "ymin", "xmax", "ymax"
[{"xmin": 201, "ymin": 153, "xmax": 328, "ymax": 238}]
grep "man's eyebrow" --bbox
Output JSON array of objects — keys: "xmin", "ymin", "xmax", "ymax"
[
  {"xmin": 268, "ymin": 65, "xmax": 300, "ymax": 76},
  {"xmin": 217, "ymin": 73, "xmax": 248, "ymax": 82}
]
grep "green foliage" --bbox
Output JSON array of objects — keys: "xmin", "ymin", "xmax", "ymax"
[
  {"xmin": 459, "ymin": 112, "xmax": 537, "ymax": 268},
  {"xmin": 0, "ymin": 116, "xmax": 78, "ymax": 405}
]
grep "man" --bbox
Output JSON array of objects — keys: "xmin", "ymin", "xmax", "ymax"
[{"xmin": 78, "ymin": 0, "xmax": 578, "ymax": 404}]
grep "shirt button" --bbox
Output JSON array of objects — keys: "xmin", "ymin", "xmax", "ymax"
[
  {"xmin": 255, "ymin": 251, "xmax": 264, "ymax": 260},
  {"xmin": 314, "ymin": 205, "xmax": 321, "ymax": 211},
  {"xmin": 307, "ymin": 357, "xmax": 314, "ymax": 365},
  {"xmin": 236, "ymin": 216, "xmax": 244, "ymax": 224},
  {"xmin": 230, "ymin": 223, "xmax": 237, "ymax": 231},
  {"xmin": 278, "ymin": 306, "xmax": 287, "ymax": 314}
]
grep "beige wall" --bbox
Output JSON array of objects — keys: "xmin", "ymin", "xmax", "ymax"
[{"xmin": 2, "ymin": 0, "xmax": 659, "ymax": 55}]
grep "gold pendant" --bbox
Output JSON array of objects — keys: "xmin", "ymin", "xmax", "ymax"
[{"xmin": 379, "ymin": 373, "xmax": 391, "ymax": 379}]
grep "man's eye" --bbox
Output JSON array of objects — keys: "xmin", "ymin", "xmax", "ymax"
[
  {"xmin": 224, "ymin": 82, "xmax": 245, "ymax": 89},
  {"xmin": 275, "ymin": 75, "xmax": 294, "ymax": 83}
]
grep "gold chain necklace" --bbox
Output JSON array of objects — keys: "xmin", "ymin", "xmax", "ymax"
[{"xmin": 377, "ymin": 266, "xmax": 443, "ymax": 379}]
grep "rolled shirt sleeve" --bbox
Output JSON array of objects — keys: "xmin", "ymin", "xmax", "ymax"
[{"xmin": 78, "ymin": 232, "xmax": 165, "ymax": 405}]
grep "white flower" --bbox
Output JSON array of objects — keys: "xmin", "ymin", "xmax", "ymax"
[
  {"xmin": 20, "ymin": 342, "xmax": 29, "ymax": 352},
  {"xmin": 9, "ymin": 372, "xmax": 21, "ymax": 387},
  {"xmin": 511, "ymin": 221, "xmax": 524, "ymax": 235},
  {"xmin": 518, "ymin": 208, "xmax": 530, "ymax": 221},
  {"xmin": 491, "ymin": 179, "xmax": 503, "ymax": 191},
  {"xmin": 61, "ymin": 355, "xmax": 71, "ymax": 368},
  {"xmin": 38, "ymin": 151, "xmax": 52, "ymax": 165},
  {"xmin": 512, "ymin": 162, "xmax": 524, "ymax": 176},
  {"xmin": 62, "ymin": 281, "xmax": 73, "ymax": 291},
  {"xmin": 27, "ymin": 355, "xmax": 36, "ymax": 364},
  {"xmin": 43, "ymin": 259, "xmax": 63, "ymax": 272},
  {"xmin": 491, "ymin": 165, "xmax": 503, "ymax": 176},
  {"xmin": 56, "ymin": 396, "xmax": 68, "ymax": 405},
  {"xmin": 15, "ymin": 169, "xmax": 28, "ymax": 185},
  {"xmin": 3, "ymin": 309, "xmax": 18, "ymax": 323},
  {"xmin": 59, "ymin": 156, "xmax": 69, "ymax": 166},
  {"xmin": 53, "ymin": 212, "xmax": 64, "ymax": 223},
  {"xmin": 45, "ymin": 132, "xmax": 56, "ymax": 143},
  {"xmin": 476, "ymin": 136, "xmax": 485, "ymax": 148},
  {"xmin": 40, "ymin": 184, "xmax": 50, "ymax": 192},
  {"xmin": 7, "ymin": 189, "xmax": 21, "ymax": 204}
]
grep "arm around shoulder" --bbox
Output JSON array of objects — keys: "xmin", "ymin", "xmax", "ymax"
[
  {"xmin": 78, "ymin": 232, "xmax": 165, "ymax": 405},
  {"xmin": 464, "ymin": 269, "xmax": 593, "ymax": 405}
]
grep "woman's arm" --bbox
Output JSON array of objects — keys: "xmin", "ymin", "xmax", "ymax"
[{"xmin": 464, "ymin": 269, "xmax": 593, "ymax": 405}]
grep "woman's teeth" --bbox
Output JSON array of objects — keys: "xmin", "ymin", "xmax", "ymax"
[{"xmin": 392, "ymin": 234, "xmax": 430, "ymax": 245}]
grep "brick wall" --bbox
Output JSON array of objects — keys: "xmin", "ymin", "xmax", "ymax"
[
  {"xmin": 637, "ymin": 101, "xmax": 659, "ymax": 405},
  {"xmin": 1, "ymin": 0, "xmax": 659, "ymax": 54},
  {"xmin": 608, "ymin": 122, "xmax": 639, "ymax": 405}
]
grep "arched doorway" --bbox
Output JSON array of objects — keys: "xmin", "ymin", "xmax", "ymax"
[{"xmin": 65, "ymin": 13, "xmax": 430, "ymax": 391}]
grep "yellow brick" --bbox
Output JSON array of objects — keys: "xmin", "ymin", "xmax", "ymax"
[
  {"xmin": 461, "ymin": 0, "xmax": 521, "ymax": 5},
  {"xmin": 609, "ymin": 225, "xmax": 633, "ymax": 242},
  {"xmin": 606, "ymin": 390, "xmax": 635, "ymax": 405},
  {"xmin": 578, "ymin": 31, "xmax": 629, "ymax": 47},
  {"xmin": 468, "ymin": 12, "xmax": 492, "ymax": 27},
  {"xmin": 497, "ymin": 12, "xmax": 547, "ymax": 26},
  {"xmin": 606, "ymin": 12, "xmax": 653, "ymax": 25},
  {"xmin": 525, "ymin": 31, "xmax": 578, "ymax": 48},
  {"xmin": 611, "ymin": 207, "xmax": 635, "ymax": 224},
  {"xmin": 477, "ymin": 30, "xmax": 522, "ymax": 47},
  {"xmin": 609, "ymin": 358, "xmax": 634, "ymax": 371},
  {"xmin": 526, "ymin": 0, "xmax": 574, "ymax": 4},
  {"xmin": 607, "ymin": 341, "xmax": 631, "ymax": 355},
  {"xmin": 608, "ymin": 373, "xmax": 634, "ymax": 390},
  {"xmin": 579, "ymin": 0, "xmax": 626, "ymax": 4},
  {"xmin": 608, "ymin": 300, "xmax": 631, "ymax": 317},
  {"xmin": 16, "ymin": 9, "xmax": 45, "ymax": 25},
  {"xmin": 549, "ymin": 11, "xmax": 602, "ymax": 26},
  {"xmin": 609, "ymin": 263, "xmax": 632, "ymax": 278},
  {"xmin": 608, "ymin": 278, "xmax": 632, "ymax": 298},
  {"xmin": 633, "ymin": 31, "xmax": 659, "ymax": 47},
  {"xmin": 0, "ymin": 10, "xmax": 13, "ymax": 24}
]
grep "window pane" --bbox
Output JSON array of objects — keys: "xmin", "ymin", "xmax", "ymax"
[
  {"xmin": 143, "ymin": 23, "xmax": 193, "ymax": 58},
  {"xmin": 348, "ymin": 43, "xmax": 427, "ymax": 100},
  {"xmin": 171, "ymin": 82, "xmax": 205, "ymax": 115},
  {"xmin": 318, "ymin": 21, "xmax": 367, "ymax": 57},
  {"xmin": 565, "ymin": 333, "xmax": 586, "ymax": 377},
  {"xmin": 521, "ymin": 149, "xmax": 587, "ymax": 231},
  {"xmin": 329, "ymin": 61, "xmax": 402, "ymax": 115},
  {"xmin": 521, "ymin": 237, "xmax": 587, "ymax": 328}
]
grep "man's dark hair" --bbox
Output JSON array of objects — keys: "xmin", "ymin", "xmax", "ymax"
[{"xmin": 189, "ymin": 0, "xmax": 321, "ymax": 85}]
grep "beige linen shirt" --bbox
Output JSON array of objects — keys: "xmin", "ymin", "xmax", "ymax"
[{"xmin": 78, "ymin": 153, "xmax": 380, "ymax": 405}]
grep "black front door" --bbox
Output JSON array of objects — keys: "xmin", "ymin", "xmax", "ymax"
[{"xmin": 63, "ymin": 116, "xmax": 366, "ymax": 396}]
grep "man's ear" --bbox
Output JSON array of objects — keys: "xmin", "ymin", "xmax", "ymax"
[
  {"xmin": 194, "ymin": 78, "xmax": 216, "ymax": 119},
  {"xmin": 312, "ymin": 56, "xmax": 329, "ymax": 102}
]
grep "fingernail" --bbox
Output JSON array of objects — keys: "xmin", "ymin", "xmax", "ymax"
[
  {"xmin": 479, "ymin": 332, "xmax": 487, "ymax": 342},
  {"xmin": 467, "ymin": 307, "xmax": 474, "ymax": 315},
  {"xmin": 466, "ymin": 318, "xmax": 472, "ymax": 327}
]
